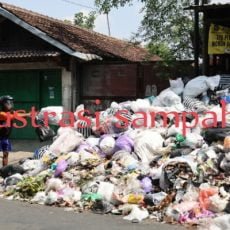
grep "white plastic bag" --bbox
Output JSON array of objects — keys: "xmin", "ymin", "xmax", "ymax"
[
  {"xmin": 167, "ymin": 122, "xmax": 192, "ymax": 137},
  {"xmin": 123, "ymin": 205, "xmax": 149, "ymax": 222},
  {"xmin": 31, "ymin": 192, "xmax": 47, "ymax": 205},
  {"xmin": 134, "ymin": 130, "xmax": 164, "ymax": 163},
  {"xmin": 183, "ymin": 76, "xmax": 209, "ymax": 98},
  {"xmin": 45, "ymin": 191, "xmax": 58, "ymax": 205},
  {"xmin": 153, "ymin": 88, "xmax": 184, "ymax": 111},
  {"xmin": 206, "ymin": 75, "xmax": 220, "ymax": 90},
  {"xmin": 181, "ymin": 133, "xmax": 204, "ymax": 149},
  {"xmin": 38, "ymin": 106, "xmax": 63, "ymax": 126},
  {"xmin": 99, "ymin": 135, "xmax": 116, "ymax": 156},
  {"xmin": 112, "ymin": 150, "xmax": 138, "ymax": 169},
  {"xmin": 131, "ymin": 99, "xmax": 151, "ymax": 113},
  {"xmin": 202, "ymin": 214, "xmax": 230, "ymax": 230},
  {"xmin": 208, "ymin": 194, "xmax": 228, "ymax": 213},
  {"xmin": 50, "ymin": 129, "xmax": 83, "ymax": 155},
  {"xmin": 184, "ymin": 75, "xmax": 220, "ymax": 98},
  {"xmin": 169, "ymin": 78, "xmax": 184, "ymax": 95},
  {"xmin": 82, "ymin": 181, "xmax": 115, "ymax": 202},
  {"xmin": 45, "ymin": 178, "xmax": 64, "ymax": 193}
]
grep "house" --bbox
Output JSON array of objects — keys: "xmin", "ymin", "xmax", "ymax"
[
  {"xmin": 0, "ymin": 2, "xmax": 160, "ymax": 139},
  {"xmin": 186, "ymin": 1, "xmax": 230, "ymax": 76}
]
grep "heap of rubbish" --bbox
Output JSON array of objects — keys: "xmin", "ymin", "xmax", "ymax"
[{"xmin": 1, "ymin": 75, "xmax": 230, "ymax": 229}]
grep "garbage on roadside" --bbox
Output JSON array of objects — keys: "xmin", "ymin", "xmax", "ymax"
[{"xmin": 1, "ymin": 75, "xmax": 230, "ymax": 228}]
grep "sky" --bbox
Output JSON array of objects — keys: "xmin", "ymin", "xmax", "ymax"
[
  {"xmin": 1, "ymin": 0, "xmax": 144, "ymax": 40},
  {"xmin": 211, "ymin": 0, "xmax": 230, "ymax": 3}
]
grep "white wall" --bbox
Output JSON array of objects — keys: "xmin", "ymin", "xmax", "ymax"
[{"xmin": 62, "ymin": 68, "xmax": 72, "ymax": 112}]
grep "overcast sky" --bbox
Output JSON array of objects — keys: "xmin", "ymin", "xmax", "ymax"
[{"xmin": 1, "ymin": 0, "xmax": 143, "ymax": 40}]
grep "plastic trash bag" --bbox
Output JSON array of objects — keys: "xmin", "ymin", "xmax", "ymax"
[
  {"xmin": 74, "ymin": 104, "xmax": 84, "ymax": 120},
  {"xmin": 206, "ymin": 75, "xmax": 221, "ymax": 91},
  {"xmin": 140, "ymin": 177, "xmax": 152, "ymax": 193},
  {"xmin": 201, "ymin": 214, "xmax": 230, "ymax": 230},
  {"xmin": 168, "ymin": 201, "xmax": 199, "ymax": 216},
  {"xmin": 31, "ymin": 191, "xmax": 47, "ymax": 205},
  {"xmin": 82, "ymin": 181, "xmax": 115, "ymax": 202},
  {"xmin": 92, "ymin": 199, "xmax": 113, "ymax": 214},
  {"xmin": 81, "ymin": 193, "xmax": 103, "ymax": 202},
  {"xmin": 112, "ymin": 150, "xmax": 138, "ymax": 169},
  {"xmin": 86, "ymin": 137, "xmax": 100, "ymax": 147},
  {"xmin": 56, "ymin": 127, "xmax": 74, "ymax": 137},
  {"xmin": 35, "ymin": 119, "xmax": 56, "ymax": 142},
  {"xmin": 160, "ymin": 157, "xmax": 197, "ymax": 191},
  {"xmin": 181, "ymin": 133, "xmax": 204, "ymax": 149},
  {"xmin": 49, "ymin": 129, "xmax": 83, "ymax": 155},
  {"xmin": 37, "ymin": 106, "xmax": 63, "ymax": 126},
  {"xmin": 60, "ymin": 187, "xmax": 82, "ymax": 203},
  {"xmin": 22, "ymin": 160, "xmax": 43, "ymax": 172},
  {"xmin": 45, "ymin": 178, "xmax": 64, "ymax": 194},
  {"xmin": 123, "ymin": 205, "xmax": 149, "ymax": 222},
  {"xmin": 74, "ymin": 119, "xmax": 93, "ymax": 138},
  {"xmin": 4, "ymin": 173, "xmax": 23, "ymax": 187},
  {"xmin": 182, "ymin": 184, "xmax": 199, "ymax": 202},
  {"xmin": 33, "ymin": 145, "xmax": 50, "ymax": 159},
  {"xmin": 144, "ymin": 192, "xmax": 167, "ymax": 206},
  {"xmin": 127, "ymin": 194, "xmax": 144, "ymax": 204},
  {"xmin": 203, "ymin": 127, "xmax": 230, "ymax": 144},
  {"xmin": 183, "ymin": 75, "xmax": 220, "ymax": 98},
  {"xmin": 54, "ymin": 160, "xmax": 68, "ymax": 177},
  {"xmin": 114, "ymin": 134, "xmax": 134, "ymax": 153},
  {"xmin": 207, "ymin": 194, "xmax": 228, "ymax": 213},
  {"xmin": 78, "ymin": 146, "xmax": 100, "ymax": 166},
  {"xmin": 167, "ymin": 122, "xmax": 192, "ymax": 137},
  {"xmin": 0, "ymin": 164, "xmax": 25, "ymax": 179},
  {"xmin": 131, "ymin": 99, "xmax": 151, "ymax": 113},
  {"xmin": 134, "ymin": 130, "xmax": 164, "ymax": 163},
  {"xmin": 45, "ymin": 191, "xmax": 58, "ymax": 205},
  {"xmin": 153, "ymin": 88, "xmax": 184, "ymax": 111},
  {"xmin": 66, "ymin": 152, "xmax": 80, "ymax": 166},
  {"xmin": 199, "ymin": 187, "xmax": 218, "ymax": 210},
  {"xmin": 169, "ymin": 78, "xmax": 184, "ymax": 95},
  {"xmin": 220, "ymin": 152, "xmax": 230, "ymax": 173},
  {"xmin": 183, "ymin": 96, "xmax": 208, "ymax": 113},
  {"xmin": 99, "ymin": 135, "xmax": 116, "ymax": 156}
]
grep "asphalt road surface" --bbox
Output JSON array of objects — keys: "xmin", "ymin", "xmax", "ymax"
[{"xmin": 0, "ymin": 199, "xmax": 185, "ymax": 230}]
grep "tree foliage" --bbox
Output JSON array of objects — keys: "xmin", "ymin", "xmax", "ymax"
[
  {"xmin": 95, "ymin": 0, "xmax": 195, "ymax": 60},
  {"xmin": 74, "ymin": 11, "xmax": 97, "ymax": 30}
]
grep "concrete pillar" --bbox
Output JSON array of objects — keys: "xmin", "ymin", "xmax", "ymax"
[{"xmin": 62, "ymin": 68, "xmax": 72, "ymax": 112}]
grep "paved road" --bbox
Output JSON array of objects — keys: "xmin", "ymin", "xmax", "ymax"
[{"xmin": 0, "ymin": 199, "xmax": 184, "ymax": 230}]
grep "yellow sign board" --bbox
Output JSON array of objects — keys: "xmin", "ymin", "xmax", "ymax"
[{"xmin": 208, "ymin": 24, "xmax": 230, "ymax": 54}]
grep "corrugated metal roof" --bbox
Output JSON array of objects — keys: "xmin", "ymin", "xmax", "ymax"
[{"xmin": 0, "ymin": 50, "xmax": 60, "ymax": 59}]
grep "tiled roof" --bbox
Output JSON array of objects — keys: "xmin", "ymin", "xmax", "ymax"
[
  {"xmin": 0, "ymin": 2, "xmax": 160, "ymax": 62},
  {"xmin": 0, "ymin": 50, "xmax": 60, "ymax": 59}
]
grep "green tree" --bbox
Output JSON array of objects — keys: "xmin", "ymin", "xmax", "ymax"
[
  {"xmin": 74, "ymin": 11, "xmax": 97, "ymax": 30},
  {"xmin": 95, "ymin": 0, "xmax": 194, "ymax": 60}
]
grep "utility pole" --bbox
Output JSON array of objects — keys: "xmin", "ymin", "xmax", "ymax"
[
  {"xmin": 194, "ymin": 0, "xmax": 200, "ymax": 76},
  {"xmin": 106, "ymin": 13, "xmax": 111, "ymax": 36}
]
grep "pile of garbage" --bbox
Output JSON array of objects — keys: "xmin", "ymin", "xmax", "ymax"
[{"xmin": 1, "ymin": 75, "xmax": 230, "ymax": 229}]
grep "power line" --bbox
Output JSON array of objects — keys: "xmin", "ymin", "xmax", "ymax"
[
  {"xmin": 61, "ymin": 0, "xmax": 96, "ymax": 11},
  {"xmin": 61, "ymin": 0, "xmax": 112, "ymax": 36}
]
